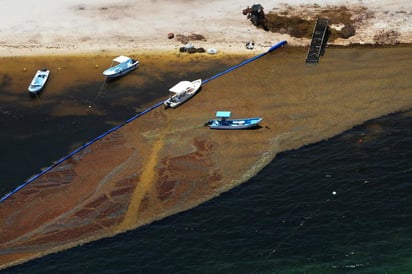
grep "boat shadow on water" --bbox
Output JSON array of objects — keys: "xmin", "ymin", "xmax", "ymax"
[
  {"xmin": 232, "ymin": 124, "xmax": 263, "ymax": 130},
  {"xmin": 28, "ymin": 88, "xmax": 45, "ymax": 101},
  {"xmin": 203, "ymin": 122, "xmax": 263, "ymax": 130},
  {"xmin": 104, "ymin": 69, "xmax": 139, "ymax": 84}
]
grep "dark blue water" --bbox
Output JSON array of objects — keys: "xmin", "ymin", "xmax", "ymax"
[{"xmin": 4, "ymin": 110, "xmax": 412, "ymax": 273}]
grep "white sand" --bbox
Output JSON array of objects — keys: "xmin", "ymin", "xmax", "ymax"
[{"xmin": 0, "ymin": 0, "xmax": 411, "ymax": 56}]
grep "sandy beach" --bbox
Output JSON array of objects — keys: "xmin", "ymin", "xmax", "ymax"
[{"xmin": 1, "ymin": 0, "xmax": 412, "ymax": 56}]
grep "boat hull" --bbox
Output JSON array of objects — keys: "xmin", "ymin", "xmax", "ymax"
[
  {"xmin": 103, "ymin": 60, "xmax": 139, "ymax": 78},
  {"xmin": 164, "ymin": 79, "xmax": 202, "ymax": 108},
  {"xmin": 207, "ymin": 117, "xmax": 262, "ymax": 129},
  {"xmin": 28, "ymin": 69, "xmax": 50, "ymax": 94}
]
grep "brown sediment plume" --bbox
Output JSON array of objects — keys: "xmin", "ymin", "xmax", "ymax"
[
  {"xmin": 119, "ymin": 111, "xmax": 168, "ymax": 231},
  {"xmin": 1, "ymin": 46, "xmax": 412, "ymax": 269}
]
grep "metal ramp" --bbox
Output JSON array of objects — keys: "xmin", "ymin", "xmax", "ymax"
[{"xmin": 306, "ymin": 18, "xmax": 329, "ymax": 64}]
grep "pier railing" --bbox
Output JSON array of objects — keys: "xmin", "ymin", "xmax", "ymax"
[{"xmin": 306, "ymin": 18, "xmax": 329, "ymax": 64}]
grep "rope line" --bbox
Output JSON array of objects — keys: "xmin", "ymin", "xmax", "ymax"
[{"xmin": 0, "ymin": 40, "xmax": 287, "ymax": 203}]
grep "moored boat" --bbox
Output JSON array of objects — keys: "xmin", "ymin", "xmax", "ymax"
[
  {"xmin": 164, "ymin": 79, "xmax": 202, "ymax": 108},
  {"xmin": 102, "ymin": 56, "xmax": 139, "ymax": 78},
  {"xmin": 205, "ymin": 111, "xmax": 262, "ymax": 129},
  {"xmin": 28, "ymin": 68, "xmax": 50, "ymax": 94}
]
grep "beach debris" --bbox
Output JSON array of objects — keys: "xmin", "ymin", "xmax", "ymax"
[
  {"xmin": 373, "ymin": 30, "xmax": 401, "ymax": 45},
  {"xmin": 175, "ymin": 33, "xmax": 208, "ymax": 53},
  {"xmin": 176, "ymin": 33, "xmax": 206, "ymax": 44},
  {"xmin": 207, "ymin": 48, "xmax": 218, "ymax": 54},
  {"xmin": 179, "ymin": 44, "xmax": 206, "ymax": 54},
  {"xmin": 176, "ymin": 34, "xmax": 189, "ymax": 44},
  {"xmin": 246, "ymin": 41, "xmax": 255, "ymax": 50},
  {"xmin": 242, "ymin": 4, "xmax": 268, "ymax": 30},
  {"xmin": 168, "ymin": 32, "xmax": 174, "ymax": 39},
  {"xmin": 179, "ymin": 43, "xmax": 194, "ymax": 53}
]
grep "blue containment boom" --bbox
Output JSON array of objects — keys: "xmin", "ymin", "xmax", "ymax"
[{"xmin": 202, "ymin": 40, "xmax": 287, "ymax": 85}]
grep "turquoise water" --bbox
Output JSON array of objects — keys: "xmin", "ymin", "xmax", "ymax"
[{"xmin": 4, "ymin": 111, "xmax": 412, "ymax": 273}]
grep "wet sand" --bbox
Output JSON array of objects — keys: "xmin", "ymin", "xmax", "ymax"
[{"xmin": 1, "ymin": 45, "xmax": 412, "ymax": 269}]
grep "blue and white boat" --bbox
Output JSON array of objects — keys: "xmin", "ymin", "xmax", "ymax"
[
  {"xmin": 102, "ymin": 56, "xmax": 139, "ymax": 78},
  {"xmin": 206, "ymin": 111, "xmax": 262, "ymax": 129},
  {"xmin": 28, "ymin": 68, "xmax": 50, "ymax": 94}
]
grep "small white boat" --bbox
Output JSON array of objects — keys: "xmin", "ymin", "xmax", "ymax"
[
  {"xmin": 28, "ymin": 68, "xmax": 50, "ymax": 94},
  {"xmin": 102, "ymin": 56, "xmax": 139, "ymax": 78},
  {"xmin": 205, "ymin": 111, "xmax": 262, "ymax": 130},
  {"xmin": 164, "ymin": 79, "xmax": 202, "ymax": 108}
]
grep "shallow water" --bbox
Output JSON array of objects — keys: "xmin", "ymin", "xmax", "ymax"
[
  {"xmin": 1, "ymin": 46, "xmax": 412, "ymax": 272},
  {"xmin": 0, "ymin": 53, "xmax": 247, "ymax": 193},
  {"xmin": 4, "ymin": 109, "xmax": 412, "ymax": 274}
]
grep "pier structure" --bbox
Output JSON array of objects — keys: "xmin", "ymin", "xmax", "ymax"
[{"xmin": 306, "ymin": 18, "xmax": 329, "ymax": 64}]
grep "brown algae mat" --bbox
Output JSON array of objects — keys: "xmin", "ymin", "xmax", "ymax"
[{"xmin": 0, "ymin": 45, "xmax": 411, "ymax": 269}]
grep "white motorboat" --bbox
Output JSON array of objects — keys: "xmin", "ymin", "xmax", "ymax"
[
  {"xmin": 28, "ymin": 69, "xmax": 50, "ymax": 94},
  {"xmin": 102, "ymin": 56, "xmax": 139, "ymax": 78},
  {"xmin": 164, "ymin": 79, "xmax": 202, "ymax": 108}
]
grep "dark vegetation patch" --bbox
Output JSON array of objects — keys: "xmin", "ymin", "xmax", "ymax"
[
  {"xmin": 265, "ymin": 14, "xmax": 315, "ymax": 38},
  {"xmin": 174, "ymin": 33, "xmax": 207, "ymax": 54},
  {"xmin": 373, "ymin": 30, "xmax": 401, "ymax": 45},
  {"xmin": 263, "ymin": 5, "xmax": 374, "ymax": 41},
  {"xmin": 175, "ymin": 33, "xmax": 206, "ymax": 44}
]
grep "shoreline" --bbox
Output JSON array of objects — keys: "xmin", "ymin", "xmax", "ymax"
[
  {"xmin": 2, "ymin": 41, "xmax": 412, "ymax": 59},
  {"xmin": 1, "ymin": 0, "xmax": 411, "ymax": 57},
  {"xmin": 0, "ymin": 36, "xmax": 292, "ymax": 57}
]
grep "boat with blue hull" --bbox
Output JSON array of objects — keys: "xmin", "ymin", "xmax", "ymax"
[
  {"xmin": 28, "ymin": 68, "xmax": 50, "ymax": 94},
  {"xmin": 206, "ymin": 111, "xmax": 262, "ymax": 129},
  {"xmin": 103, "ymin": 56, "xmax": 139, "ymax": 78}
]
